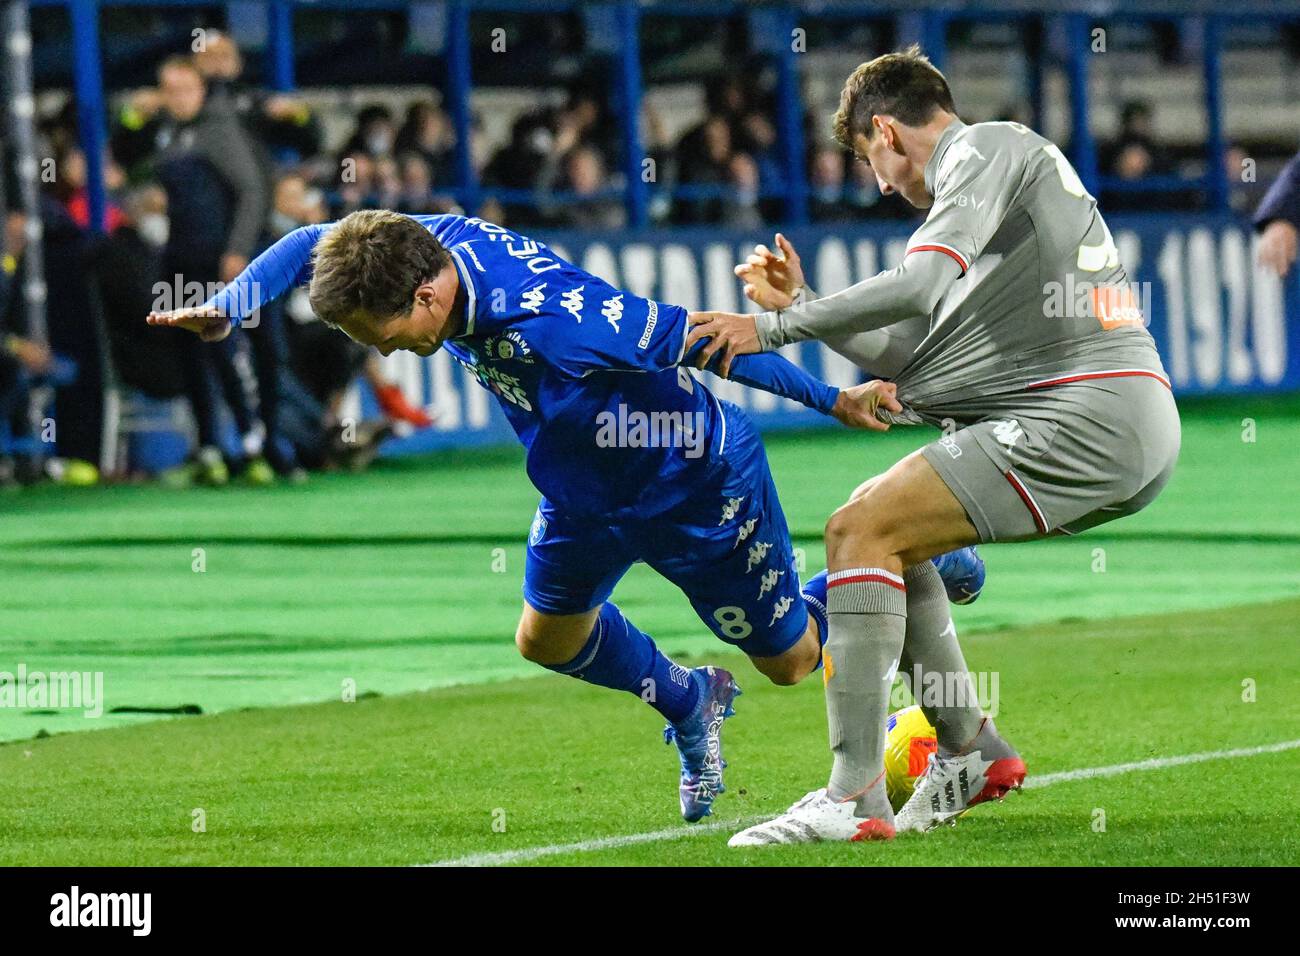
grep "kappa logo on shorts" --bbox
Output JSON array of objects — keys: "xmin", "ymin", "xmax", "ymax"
[
  {"xmin": 939, "ymin": 434, "xmax": 963, "ymax": 459},
  {"xmin": 718, "ymin": 496, "xmax": 746, "ymax": 525},
  {"xmin": 745, "ymin": 540, "xmax": 772, "ymax": 573},
  {"xmin": 992, "ymin": 419, "xmax": 1024, "ymax": 449},
  {"xmin": 757, "ymin": 568, "xmax": 784, "ymax": 598},
  {"xmin": 734, "ymin": 517, "xmax": 758, "ymax": 546},
  {"xmin": 528, "ymin": 512, "xmax": 547, "ymax": 546},
  {"xmin": 769, "ymin": 596, "xmax": 794, "ymax": 626}
]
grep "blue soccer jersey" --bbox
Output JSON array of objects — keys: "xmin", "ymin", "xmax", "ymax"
[{"xmin": 205, "ymin": 213, "xmax": 840, "ymax": 520}]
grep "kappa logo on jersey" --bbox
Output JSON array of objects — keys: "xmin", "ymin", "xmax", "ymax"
[
  {"xmin": 735, "ymin": 517, "xmax": 758, "ymax": 546},
  {"xmin": 519, "ymin": 284, "xmax": 546, "ymax": 315},
  {"xmin": 601, "ymin": 294, "xmax": 624, "ymax": 334},
  {"xmin": 560, "ymin": 286, "xmax": 585, "ymax": 323},
  {"xmin": 745, "ymin": 540, "xmax": 772, "ymax": 573},
  {"xmin": 638, "ymin": 301, "xmax": 659, "ymax": 349},
  {"xmin": 769, "ymin": 596, "xmax": 794, "ymax": 626},
  {"xmin": 757, "ymin": 567, "xmax": 784, "ymax": 599},
  {"xmin": 992, "ymin": 419, "xmax": 1024, "ymax": 448},
  {"xmin": 718, "ymin": 495, "xmax": 746, "ymax": 525}
]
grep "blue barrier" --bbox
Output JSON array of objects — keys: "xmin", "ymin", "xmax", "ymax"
[{"xmin": 364, "ymin": 214, "xmax": 1298, "ymax": 458}]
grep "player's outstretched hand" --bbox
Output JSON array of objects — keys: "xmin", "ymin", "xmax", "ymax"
[
  {"xmin": 686, "ymin": 311, "xmax": 760, "ymax": 380},
  {"xmin": 146, "ymin": 306, "xmax": 233, "ymax": 343},
  {"xmin": 735, "ymin": 232, "xmax": 805, "ymax": 310},
  {"xmin": 831, "ymin": 380, "xmax": 903, "ymax": 432}
]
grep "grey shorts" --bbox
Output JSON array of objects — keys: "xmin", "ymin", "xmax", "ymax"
[{"xmin": 920, "ymin": 374, "xmax": 1181, "ymax": 542}]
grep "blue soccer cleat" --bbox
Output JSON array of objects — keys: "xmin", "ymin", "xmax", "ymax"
[
  {"xmin": 931, "ymin": 546, "xmax": 985, "ymax": 605},
  {"xmin": 663, "ymin": 666, "xmax": 741, "ymax": 822}
]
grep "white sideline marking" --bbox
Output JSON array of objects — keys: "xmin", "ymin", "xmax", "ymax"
[
  {"xmin": 1024, "ymin": 737, "xmax": 1300, "ymax": 788},
  {"xmin": 420, "ymin": 738, "xmax": 1300, "ymax": 867}
]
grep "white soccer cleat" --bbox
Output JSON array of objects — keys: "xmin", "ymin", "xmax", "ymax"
[
  {"xmin": 895, "ymin": 719, "xmax": 1026, "ymax": 833},
  {"xmin": 728, "ymin": 789, "xmax": 896, "ymax": 846}
]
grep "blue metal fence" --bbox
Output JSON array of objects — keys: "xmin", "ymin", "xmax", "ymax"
[{"xmin": 38, "ymin": 0, "xmax": 1300, "ymax": 236}]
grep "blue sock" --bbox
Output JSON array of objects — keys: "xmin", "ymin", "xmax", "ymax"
[
  {"xmin": 802, "ymin": 569, "xmax": 830, "ymax": 657},
  {"xmin": 545, "ymin": 602, "xmax": 700, "ymax": 724}
]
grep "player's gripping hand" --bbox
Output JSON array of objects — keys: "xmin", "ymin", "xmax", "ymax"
[
  {"xmin": 146, "ymin": 306, "xmax": 233, "ymax": 343},
  {"xmin": 686, "ymin": 311, "xmax": 760, "ymax": 380},
  {"xmin": 831, "ymin": 380, "xmax": 902, "ymax": 432},
  {"xmin": 735, "ymin": 232, "xmax": 805, "ymax": 310}
]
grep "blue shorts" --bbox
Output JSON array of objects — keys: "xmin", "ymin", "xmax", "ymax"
[{"xmin": 523, "ymin": 403, "xmax": 808, "ymax": 658}]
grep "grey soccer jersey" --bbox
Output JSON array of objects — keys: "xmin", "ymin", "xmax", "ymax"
[{"xmin": 757, "ymin": 119, "xmax": 1170, "ymax": 423}]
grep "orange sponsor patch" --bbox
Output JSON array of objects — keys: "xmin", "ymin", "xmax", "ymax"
[{"xmin": 1091, "ymin": 284, "xmax": 1144, "ymax": 330}]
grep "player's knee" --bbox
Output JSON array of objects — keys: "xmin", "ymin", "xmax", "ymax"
[
  {"xmin": 752, "ymin": 654, "xmax": 806, "ymax": 686},
  {"xmin": 825, "ymin": 501, "xmax": 882, "ymax": 561},
  {"xmin": 514, "ymin": 617, "xmax": 564, "ymax": 663},
  {"xmin": 513, "ymin": 622, "xmax": 547, "ymax": 662},
  {"xmin": 751, "ymin": 632, "xmax": 819, "ymax": 686},
  {"xmin": 825, "ymin": 498, "xmax": 902, "ymax": 565}
]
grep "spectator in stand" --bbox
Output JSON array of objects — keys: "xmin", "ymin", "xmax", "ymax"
[
  {"xmin": 340, "ymin": 105, "xmax": 398, "ymax": 162},
  {"xmin": 95, "ymin": 185, "xmax": 192, "ymax": 415},
  {"xmin": 1254, "ymin": 149, "xmax": 1300, "ymax": 278},
  {"xmin": 482, "ymin": 110, "xmax": 555, "ymax": 225},
  {"xmin": 192, "ymin": 31, "xmax": 323, "ymax": 164},
  {"xmin": 145, "ymin": 54, "xmax": 272, "ymax": 485},
  {"xmin": 675, "ymin": 114, "xmax": 732, "ymax": 224},
  {"xmin": 333, "ymin": 151, "xmax": 377, "ymax": 219},
  {"xmin": 735, "ymin": 110, "xmax": 783, "ymax": 221},
  {"xmin": 722, "ymin": 152, "xmax": 763, "ymax": 230},
  {"xmin": 371, "ymin": 156, "xmax": 403, "ymax": 210},
  {"xmin": 395, "ymin": 101, "xmax": 455, "ymax": 186},
  {"xmin": 1099, "ymin": 98, "xmax": 1182, "ymax": 212},
  {"xmin": 809, "ymin": 145, "xmax": 848, "ymax": 222},
  {"xmin": 49, "ymin": 145, "xmax": 127, "ymax": 233},
  {"xmin": 395, "ymin": 153, "xmax": 436, "ymax": 214},
  {"xmin": 538, "ymin": 144, "xmax": 625, "ymax": 230},
  {"xmin": 0, "ymin": 210, "xmax": 52, "ymax": 486}
]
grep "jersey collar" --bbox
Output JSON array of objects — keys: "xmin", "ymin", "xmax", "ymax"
[
  {"xmin": 448, "ymin": 246, "xmax": 478, "ymax": 336},
  {"xmin": 924, "ymin": 117, "xmax": 967, "ymax": 196}
]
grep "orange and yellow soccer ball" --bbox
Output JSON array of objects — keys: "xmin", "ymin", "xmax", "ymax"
[{"xmin": 884, "ymin": 705, "xmax": 938, "ymax": 811}]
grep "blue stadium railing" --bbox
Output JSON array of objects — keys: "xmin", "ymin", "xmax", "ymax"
[{"xmin": 32, "ymin": 0, "xmax": 1300, "ymax": 235}]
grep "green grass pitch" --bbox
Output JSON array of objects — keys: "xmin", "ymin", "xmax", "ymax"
[{"xmin": 1, "ymin": 395, "xmax": 1298, "ymax": 865}]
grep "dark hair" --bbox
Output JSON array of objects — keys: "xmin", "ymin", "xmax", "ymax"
[
  {"xmin": 307, "ymin": 210, "xmax": 451, "ymax": 327},
  {"xmin": 832, "ymin": 45, "xmax": 955, "ymax": 148}
]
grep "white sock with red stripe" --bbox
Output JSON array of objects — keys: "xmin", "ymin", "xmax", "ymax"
[{"xmin": 824, "ymin": 567, "xmax": 906, "ymax": 820}]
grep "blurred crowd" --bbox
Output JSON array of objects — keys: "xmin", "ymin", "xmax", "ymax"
[
  {"xmin": 1, "ymin": 30, "xmax": 1289, "ymax": 489},
  {"xmin": 2, "ymin": 33, "xmax": 443, "ymax": 488}
]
